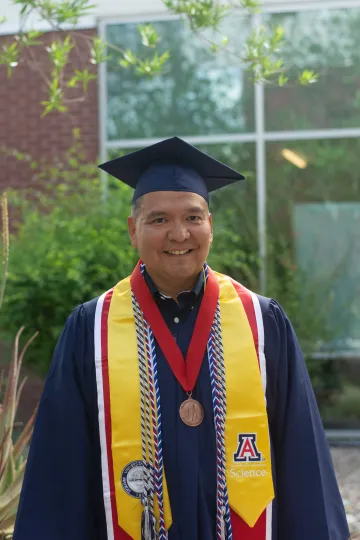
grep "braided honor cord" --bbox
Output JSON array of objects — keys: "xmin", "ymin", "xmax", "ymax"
[
  {"xmin": 138, "ymin": 262, "xmax": 167, "ymax": 539},
  {"xmin": 132, "ymin": 294, "xmax": 157, "ymax": 540},
  {"xmin": 211, "ymin": 305, "xmax": 232, "ymax": 539},
  {"xmin": 145, "ymin": 325, "xmax": 167, "ymax": 539},
  {"xmin": 204, "ymin": 263, "xmax": 232, "ymax": 538},
  {"xmin": 131, "ymin": 294, "xmax": 155, "ymax": 514}
]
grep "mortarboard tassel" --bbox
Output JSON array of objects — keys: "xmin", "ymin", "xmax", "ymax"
[
  {"xmin": 220, "ymin": 506, "xmax": 227, "ymax": 540},
  {"xmin": 141, "ymin": 503, "xmax": 156, "ymax": 540}
]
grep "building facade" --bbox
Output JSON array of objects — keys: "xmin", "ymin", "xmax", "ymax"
[{"xmin": 1, "ymin": 0, "xmax": 360, "ymax": 434}]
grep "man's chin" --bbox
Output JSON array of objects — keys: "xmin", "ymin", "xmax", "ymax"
[
  {"xmin": 163, "ymin": 255, "xmax": 198, "ymax": 268},
  {"xmin": 162, "ymin": 261, "xmax": 202, "ymax": 282}
]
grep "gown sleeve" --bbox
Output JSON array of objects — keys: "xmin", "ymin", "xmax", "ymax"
[
  {"xmin": 13, "ymin": 302, "xmax": 107, "ymax": 540},
  {"xmin": 261, "ymin": 297, "xmax": 350, "ymax": 540}
]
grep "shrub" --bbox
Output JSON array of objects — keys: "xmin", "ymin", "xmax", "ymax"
[{"xmin": 2, "ymin": 140, "xmax": 138, "ymax": 373}]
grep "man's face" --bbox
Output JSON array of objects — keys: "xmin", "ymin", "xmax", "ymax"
[{"xmin": 128, "ymin": 191, "xmax": 213, "ymax": 286}]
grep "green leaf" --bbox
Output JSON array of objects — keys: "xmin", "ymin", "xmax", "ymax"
[
  {"xmin": 0, "ymin": 41, "xmax": 20, "ymax": 77},
  {"xmin": 68, "ymin": 68, "xmax": 96, "ymax": 92},
  {"xmin": 37, "ymin": 0, "xmax": 97, "ymax": 26},
  {"xmin": 20, "ymin": 3, "xmax": 29, "ymax": 15},
  {"xmin": 72, "ymin": 127, "xmax": 81, "ymax": 139},
  {"xmin": 46, "ymin": 35, "xmax": 74, "ymax": 74},
  {"xmin": 274, "ymin": 26, "xmax": 285, "ymax": 42},
  {"xmin": 138, "ymin": 24, "xmax": 159, "ymax": 48},
  {"xmin": 122, "ymin": 49, "xmax": 137, "ymax": 65},
  {"xmin": 239, "ymin": 0, "xmax": 260, "ymax": 12},
  {"xmin": 278, "ymin": 73, "xmax": 288, "ymax": 87},
  {"xmin": 69, "ymin": 158, "xmax": 78, "ymax": 168},
  {"xmin": 67, "ymin": 76, "xmax": 78, "ymax": 88},
  {"xmin": 299, "ymin": 69, "xmax": 318, "ymax": 85},
  {"xmin": 91, "ymin": 37, "xmax": 110, "ymax": 64},
  {"xmin": 163, "ymin": 0, "xmax": 230, "ymax": 31},
  {"xmin": 17, "ymin": 30, "xmax": 43, "ymax": 47},
  {"xmin": 41, "ymin": 79, "xmax": 68, "ymax": 116}
]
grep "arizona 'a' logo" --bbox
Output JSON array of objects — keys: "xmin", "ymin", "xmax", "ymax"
[{"xmin": 234, "ymin": 433, "xmax": 262, "ymax": 462}]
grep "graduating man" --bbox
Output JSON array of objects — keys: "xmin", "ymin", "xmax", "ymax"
[{"xmin": 14, "ymin": 137, "xmax": 349, "ymax": 540}]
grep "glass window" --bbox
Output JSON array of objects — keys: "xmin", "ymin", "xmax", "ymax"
[
  {"xmin": 106, "ymin": 16, "xmax": 254, "ymax": 140},
  {"xmin": 267, "ymin": 139, "xmax": 360, "ymax": 429},
  {"xmin": 264, "ymin": 8, "xmax": 360, "ymax": 131},
  {"xmin": 267, "ymin": 138, "xmax": 360, "ymax": 348},
  {"xmin": 267, "ymin": 138, "xmax": 360, "ymax": 428},
  {"xmin": 102, "ymin": 6, "xmax": 360, "ymax": 432}
]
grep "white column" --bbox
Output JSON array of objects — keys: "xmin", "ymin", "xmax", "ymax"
[{"xmin": 254, "ymin": 14, "xmax": 267, "ymax": 295}]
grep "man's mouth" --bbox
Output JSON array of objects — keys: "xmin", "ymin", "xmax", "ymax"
[{"xmin": 164, "ymin": 249, "xmax": 193, "ymax": 256}]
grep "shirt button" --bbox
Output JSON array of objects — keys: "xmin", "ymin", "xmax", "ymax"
[{"xmin": 174, "ymin": 317, "xmax": 180, "ymax": 324}]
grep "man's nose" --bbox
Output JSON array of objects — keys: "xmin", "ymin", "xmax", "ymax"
[{"xmin": 168, "ymin": 222, "xmax": 190, "ymax": 242}]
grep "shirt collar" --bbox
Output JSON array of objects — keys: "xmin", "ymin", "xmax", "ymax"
[{"xmin": 143, "ymin": 266, "xmax": 204, "ymax": 301}]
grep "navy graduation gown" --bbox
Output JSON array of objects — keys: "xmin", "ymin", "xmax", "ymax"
[{"xmin": 13, "ymin": 290, "xmax": 349, "ymax": 540}]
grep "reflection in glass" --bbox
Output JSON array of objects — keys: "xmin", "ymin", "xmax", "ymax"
[
  {"xmin": 106, "ymin": 17, "xmax": 254, "ymax": 139},
  {"xmin": 196, "ymin": 143, "xmax": 257, "ymax": 287},
  {"xmin": 264, "ymin": 8, "xmax": 360, "ymax": 131},
  {"xmin": 267, "ymin": 138, "xmax": 360, "ymax": 428}
]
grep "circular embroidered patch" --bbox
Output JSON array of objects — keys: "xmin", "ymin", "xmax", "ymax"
[{"xmin": 121, "ymin": 461, "xmax": 145, "ymax": 498}]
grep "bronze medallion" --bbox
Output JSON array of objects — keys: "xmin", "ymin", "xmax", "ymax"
[{"xmin": 179, "ymin": 397, "xmax": 204, "ymax": 427}]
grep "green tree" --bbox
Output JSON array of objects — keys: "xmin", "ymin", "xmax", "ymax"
[
  {"xmin": 1, "ymin": 134, "xmax": 138, "ymax": 372},
  {"xmin": 0, "ymin": 0, "xmax": 316, "ymax": 115}
]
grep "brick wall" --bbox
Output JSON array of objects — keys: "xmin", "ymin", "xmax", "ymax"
[{"xmin": 0, "ymin": 28, "xmax": 99, "ymax": 190}]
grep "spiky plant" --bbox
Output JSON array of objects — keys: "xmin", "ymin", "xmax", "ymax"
[
  {"xmin": 0, "ymin": 192, "xmax": 9, "ymax": 311},
  {"xmin": 0, "ymin": 193, "xmax": 38, "ymax": 538}
]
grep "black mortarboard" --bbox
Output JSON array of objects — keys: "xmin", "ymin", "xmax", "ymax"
[{"xmin": 98, "ymin": 136, "xmax": 245, "ymax": 203}]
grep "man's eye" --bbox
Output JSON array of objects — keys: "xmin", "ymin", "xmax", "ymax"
[
  {"xmin": 187, "ymin": 215, "xmax": 201, "ymax": 222},
  {"xmin": 152, "ymin": 217, "xmax": 166, "ymax": 224}
]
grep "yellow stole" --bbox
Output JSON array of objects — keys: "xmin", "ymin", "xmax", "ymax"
[{"xmin": 98, "ymin": 270, "xmax": 274, "ymax": 539}]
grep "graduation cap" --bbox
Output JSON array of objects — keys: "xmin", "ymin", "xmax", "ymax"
[{"xmin": 98, "ymin": 136, "xmax": 245, "ymax": 203}]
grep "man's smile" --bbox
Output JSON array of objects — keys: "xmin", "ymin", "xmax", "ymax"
[{"xmin": 163, "ymin": 249, "xmax": 194, "ymax": 256}]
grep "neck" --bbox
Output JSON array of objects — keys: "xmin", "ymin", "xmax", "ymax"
[{"xmin": 148, "ymin": 271, "xmax": 199, "ymax": 300}]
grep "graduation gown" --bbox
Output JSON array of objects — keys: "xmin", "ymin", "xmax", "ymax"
[{"xmin": 13, "ymin": 283, "xmax": 350, "ymax": 540}]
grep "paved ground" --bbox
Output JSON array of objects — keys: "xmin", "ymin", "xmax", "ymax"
[{"xmin": 331, "ymin": 447, "xmax": 360, "ymax": 538}]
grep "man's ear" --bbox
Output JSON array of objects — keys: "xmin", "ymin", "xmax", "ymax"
[
  {"xmin": 127, "ymin": 216, "xmax": 138, "ymax": 248},
  {"xmin": 209, "ymin": 213, "xmax": 213, "ymax": 244}
]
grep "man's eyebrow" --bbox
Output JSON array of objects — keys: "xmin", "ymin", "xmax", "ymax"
[
  {"xmin": 144, "ymin": 206, "xmax": 207, "ymax": 221},
  {"xmin": 144, "ymin": 210, "xmax": 168, "ymax": 221}
]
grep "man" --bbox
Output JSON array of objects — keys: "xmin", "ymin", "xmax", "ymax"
[{"xmin": 14, "ymin": 137, "xmax": 349, "ymax": 540}]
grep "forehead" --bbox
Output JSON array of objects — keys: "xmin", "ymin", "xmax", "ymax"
[{"xmin": 140, "ymin": 191, "xmax": 208, "ymax": 214}]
